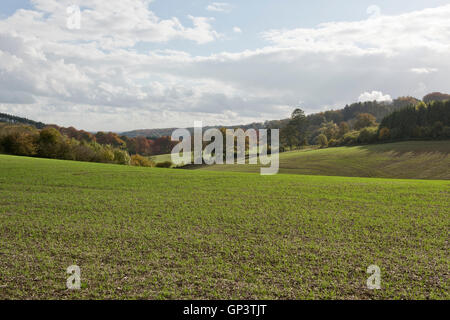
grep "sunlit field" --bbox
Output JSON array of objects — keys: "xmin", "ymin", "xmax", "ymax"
[
  {"xmin": 199, "ymin": 141, "xmax": 450, "ymax": 180},
  {"xmin": 0, "ymin": 154, "xmax": 448, "ymax": 299}
]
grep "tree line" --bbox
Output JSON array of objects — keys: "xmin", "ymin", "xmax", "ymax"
[
  {"xmin": 1, "ymin": 92, "xmax": 449, "ymax": 165},
  {"xmin": 278, "ymin": 97, "xmax": 450, "ymax": 150},
  {"xmin": 0, "ymin": 113, "xmax": 46, "ymax": 129},
  {"xmin": 379, "ymin": 100, "xmax": 450, "ymax": 140},
  {"xmin": 0, "ymin": 124, "xmax": 177, "ymax": 167}
]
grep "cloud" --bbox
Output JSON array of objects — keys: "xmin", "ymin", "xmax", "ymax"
[
  {"xmin": 206, "ymin": 2, "xmax": 233, "ymax": 13},
  {"xmin": 0, "ymin": 2, "xmax": 449, "ymax": 131},
  {"xmin": 410, "ymin": 67, "xmax": 438, "ymax": 74},
  {"xmin": 366, "ymin": 5, "xmax": 382, "ymax": 19},
  {"xmin": 358, "ymin": 91, "xmax": 392, "ymax": 103},
  {"xmin": 233, "ymin": 26, "xmax": 242, "ymax": 33},
  {"xmin": 261, "ymin": 5, "xmax": 450, "ymax": 52},
  {"xmin": 11, "ymin": 0, "xmax": 221, "ymax": 46}
]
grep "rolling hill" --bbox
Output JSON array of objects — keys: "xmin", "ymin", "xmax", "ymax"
[
  {"xmin": 197, "ymin": 141, "xmax": 450, "ymax": 180},
  {"xmin": 0, "ymin": 154, "xmax": 448, "ymax": 299}
]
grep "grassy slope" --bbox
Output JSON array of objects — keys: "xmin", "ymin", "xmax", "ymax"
[
  {"xmin": 199, "ymin": 141, "xmax": 450, "ymax": 180},
  {"xmin": 0, "ymin": 154, "xmax": 448, "ymax": 299},
  {"xmin": 151, "ymin": 152, "xmax": 194, "ymax": 167}
]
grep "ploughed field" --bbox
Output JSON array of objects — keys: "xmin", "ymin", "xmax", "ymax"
[{"xmin": 0, "ymin": 154, "xmax": 448, "ymax": 299}]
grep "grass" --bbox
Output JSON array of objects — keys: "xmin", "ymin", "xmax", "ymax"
[
  {"xmin": 0, "ymin": 154, "xmax": 449, "ymax": 299},
  {"xmin": 151, "ymin": 153, "xmax": 174, "ymax": 166},
  {"xmin": 198, "ymin": 141, "xmax": 450, "ymax": 180},
  {"xmin": 151, "ymin": 152, "xmax": 194, "ymax": 167}
]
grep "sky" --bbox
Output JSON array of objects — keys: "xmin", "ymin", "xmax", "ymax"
[{"xmin": 0, "ymin": 0, "xmax": 449, "ymax": 131}]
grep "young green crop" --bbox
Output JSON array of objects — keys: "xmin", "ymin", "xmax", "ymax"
[
  {"xmin": 199, "ymin": 140, "xmax": 450, "ymax": 180},
  {"xmin": 0, "ymin": 154, "xmax": 448, "ymax": 299}
]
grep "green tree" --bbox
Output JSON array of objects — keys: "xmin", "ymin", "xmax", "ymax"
[
  {"xmin": 338, "ymin": 122, "xmax": 350, "ymax": 137},
  {"xmin": 317, "ymin": 134, "xmax": 328, "ymax": 148},
  {"xmin": 354, "ymin": 113, "xmax": 377, "ymax": 130},
  {"xmin": 281, "ymin": 108, "xmax": 308, "ymax": 150},
  {"xmin": 38, "ymin": 127, "xmax": 63, "ymax": 158}
]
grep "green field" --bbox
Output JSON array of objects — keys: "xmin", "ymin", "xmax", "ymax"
[
  {"xmin": 198, "ymin": 141, "xmax": 450, "ymax": 180},
  {"xmin": 151, "ymin": 153, "xmax": 175, "ymax": 165},
  {"xmin": 151, "ymin": 152, "xmax": 195, "ymax": 167},
  {"xmin": 0, "ymin": 154, "xmax": 448, "ymax": 299}
]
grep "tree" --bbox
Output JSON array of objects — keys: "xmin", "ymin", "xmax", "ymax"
[
  {"xmin": 379, "ymin": 100, "xmax": 450, "ymax": 139},
  {"xmin": 431, "ymin": 121, "xmax": 444, "ymax": 138},
  {"xmin": 135, "ymin": 136, "xmax": 152, "ymax": 156},
  {"xmin": 317, "ymin": 134, "xmax": 328, "ymax": 148},
  {"xmin": 153, "ymin": 136, "xmax": 174, "ymax": 155},
  {"xmin": 95, "ymin": 132, "xmax": 126, "ymax": 149},
  {"xmin": 280, "ymin": 108, "xmax": 308, "ymax": 150},
  {"xmin": 423, "ymin": 92, "xmax": 450, "ymax": 103},
  {"xmin": 338, "ymin": 122, "xmax": 350, "ymax": 137},
  {"xmin": 378, "ymin": 127, "xmax": 390, "ymax": 140},
  {"xmin": 320, "ymin": 121, "xmax": 338, "ymax": 140},
  {"xmin": 38, "ymin": 127, "xmax": 63, "ymax": 158},
  {"xmin": 113, "ymin": 149, "xmax": 131, "ymax": 165},
  {"xmin": 358, "ymin": 127, "xmax": 378, "ymax": 144},
  {"xmin": 0, "ymin": 131, "xmax": 38, "ymax": 156},
  {"xmin": 354, "ymin": 113, "xmax": 377, "ymax": 130},
  {"xmin": 280, "ymin": 124, "xmax": 298, "ymax": 150}
]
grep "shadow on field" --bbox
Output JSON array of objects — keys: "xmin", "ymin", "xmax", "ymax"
[{"xmin": 359, "ymin": 140, "xmax": 450, "ymax": 156}]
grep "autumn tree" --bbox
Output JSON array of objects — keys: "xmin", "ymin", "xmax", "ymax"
[
  {"xmin": 338, "ymin": 122, "xmax": 350, "ymax": 137},
  {"xmin": 317, "ymin": 134, "xmax": 328, "ymax": 148},
  {"xmin": 354, "ymin": 113, "xmax": 377, "ymax": 130}
]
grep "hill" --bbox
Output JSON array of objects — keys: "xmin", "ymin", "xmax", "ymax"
[
  {"xmin": 0, "ymin": 113, "xmax": 46, "ymax": 129},
  {"xmin": 0, "ymin": 154, "xmax": 448, "ymax": 299},
  {"xmin": 197, "ymin": 141, "xmax": 450, "ymax": 180},
  {"xmin": 119, "ymin": 95, "xmax": 429, "ymax": 138},
  {"xmin": 120, "ymin": 122, "xmax": 266, "ymax": 138}
]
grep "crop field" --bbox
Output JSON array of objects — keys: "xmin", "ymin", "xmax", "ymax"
[
  {"xmin": 198, "ymin": 141, "xmax": 450, "ymax": 180},
  {"xmin": 0, "ymin": 154, "xmax": 449, "ymax": 299}
]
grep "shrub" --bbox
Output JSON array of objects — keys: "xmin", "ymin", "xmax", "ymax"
[
  {"xmin": 328, "ymin": 139, "xmax": 338, "ymax": 147},
  {"xmin": 130, "ymin": 154, "xmax": 154, "ymax": 167},
  {"xmin": 99, "ymin": 146, "xmax": 115, "ymax": 163},
  {"xmin": 358, "ymin": 127, "xmax": 378, "ymax": 144},
  {"xmin": 155, "ymin": 161, "xmax": 172, "ymax": 168},
  {"xmin": 57, "ymin": 139, "xmax": 77, "ymax": 160},
  {"xmin": 342, "ymin": 131, "xmax": 359, "ymax": 145},
  {"xmin": 72, "ymin": 142, "xmax": 96, "ymax": 162},
  {"xmin": 114, "ymin": 149, "xmax": 131, "ymax": 165}
]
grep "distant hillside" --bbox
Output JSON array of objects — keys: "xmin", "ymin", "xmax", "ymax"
[
  {"xmin": 0, "ymin": 113, "xmax": 46, "ymax": 129},
  {"xmin": 423, "ymin": 92, "xmax": 450, "ymax": 103},
  {"xmin": 2, "ymin": 92, "xmax": 447, "ymax": 139},
  {"xmin": 198, "ymin": 141, "xmax": 450, "ymax": 180},
  {"xmin": 121, "ymin": 122, "xmax": 266, "ymax": 138},
  {"xmin": 120, "ymin": 96, "xmax": 425, "ymax": 138}
]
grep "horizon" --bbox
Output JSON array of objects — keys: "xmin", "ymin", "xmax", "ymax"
[
  {"xmin": 2, "ymin": 93, "xmax": 425, "ymax": 133},
  {"xmin": 0, "ymin": 0, "xmax": 449, "ymax": 131}
]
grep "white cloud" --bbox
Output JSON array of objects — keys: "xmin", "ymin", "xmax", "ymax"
[
  {"xmin": 233, "ymin": 26, "xmax": 242, "ymax": 33},
  {"xmin": 358, "ymin": 91, "xmax": 392, "ymax": 103},
  {"xmin": 410, "ymin": 67, "xmax": 438, "ymax": 74},
  {"xmin": 206, "ymin": 2, "xmax": 233, "ymax": 13},
  {"xmin": 0, "ymin": 2, "xmax": 449, "ymax": 131},
  {"xmin": 261, "ymin": 5, "xmax": 450, "ymax": 52},
  {"xmin": 9, "ymin": 0, "xmax": 221, "ymax": 46}
]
